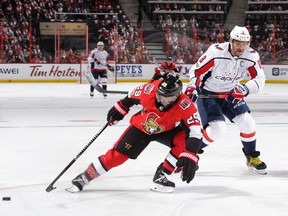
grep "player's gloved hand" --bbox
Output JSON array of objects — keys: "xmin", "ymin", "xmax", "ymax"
[
  {"xmin": 185, "ymin": 85, "xmax": 200, "ymax": 103},
  {"xmin": 95, "ymin": 58, "xmax": 100, "ymax": 64},
  {"xmin": 175, "ymin": 150, "xmax": 199, "ymax": 183},
  {"xmin": 107, "ymin": 100, "xmax": 129, "ymax": 125},
  {"xmin": 107, "ymin": 64, "xmax": 114, "ymax": 72},
  {"xmin": 227, "ymin": 84, "xmax": 249, "ymax": 103},
  {"xmin": 155, "ymin": 67, "xmax": 166, "ymax": 76}
]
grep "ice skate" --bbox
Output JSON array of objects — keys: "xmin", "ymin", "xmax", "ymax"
[
  {"xmin": 103, "ymin": 93, "xmax": 107, "ymax": 99},
  {"xmin": 150, "ymin": 164, "xmax": 175, "ymax": 193},
  {"xmin": 243, "ymin": 148, "xmax": 267, "ymax": 175},
  {"xmin": 90, "ymin": 91, "xmax": 94, "ymax": 98},
  {"xmin": 66, "ymin": 173, "xmax": 89, "ymax": 193}
]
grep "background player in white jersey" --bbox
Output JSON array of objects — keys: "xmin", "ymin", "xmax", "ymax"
[
  {"xmin": 88, "ymin": 41, "xmax": 113, "ymax": 98},
  {"xmin": 186, "ymin": 25, "xmax": 267, "ymax": 174}
]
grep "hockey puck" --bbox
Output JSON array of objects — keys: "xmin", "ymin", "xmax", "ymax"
[{"xmin": 2, "ymin": 197, "xmax": 11, "ymax": 201}]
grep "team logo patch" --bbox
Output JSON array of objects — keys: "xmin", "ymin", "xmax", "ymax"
[
  {"xmin": 144, "ymin": 83, "xmax": 154, "ymax": 94},
  {"xmin": 215, "ymin": 44, "xmax": 223, "ymax": 50},
  {"xmin": 141, "ymin": 112, "xmax": 165, "ymax": 134},
  {"xmin": 179, "ymin": 99, "xmax": 191, "ymax": 110}
]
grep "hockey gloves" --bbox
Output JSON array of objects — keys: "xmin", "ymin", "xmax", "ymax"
[
  {"xmin": 227, "ymin": 84, "xmax": 249, "ymax": 103},
  {"xmin": 107, "ymin": 100, "xmax": 129, "ymax": 125},
  {"xmin": 155, "ymin": 67, "xmax": 166, "ymax": 76},
  {"xmin": 107, "ymin": 64, "xmax": 114, "ymax": 72},
  {"xmin": 185, "ymin": 85, "xmax": 200, "ymax": 103},
  {"xmin": 176, "ymin": 150, "xmax": 199, "ymax": 183}
]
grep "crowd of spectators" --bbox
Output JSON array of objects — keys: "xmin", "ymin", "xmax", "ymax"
[
  {"xmin": 150, "ymin": 0, "xmax": 288, "ymax": 64},
  {"xmin": 0, "ymin": 0, "xmax": 154, "ymax": 64},
  {"xmin": 153, "ymin": 2, "xmax": 225, "ymax": 13},
  {"xmin": 151, "ymin": 0, "xmax": 228, "ymax": 63},
  {"xmin": 1, "ymin": 0, "xmax": 288, "ymax": 64},
  {"xmin": 245, "ymin": 1, "xmax": 288, "ymax": 64}
]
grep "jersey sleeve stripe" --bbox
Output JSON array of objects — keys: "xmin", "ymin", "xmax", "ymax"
[
  {"xmin": 248, "ymin": 66, "xmax": 257, "ymax": 79},
  {"xmin": 195, "ymin": 59, "xmax": 214, "ymax": 77}
]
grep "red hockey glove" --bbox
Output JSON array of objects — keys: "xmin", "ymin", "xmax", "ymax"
[
  {"xmin": 176, "ymin": 150, "xmax": 199, "ymax": 183},
  {"xmin": 227, "ymin": 84, "xmax": 249, "ymax": 103},
  {"xmin": 107, "ymin": 100, "xmax": 129, "ymax": 125},
  {"xmin": 155, "ymin": 67, "xmax": 166, "ymax": 76},
  {"xmin": 185, "ymin": 85, "xmax": 200, "ymax": 103}
]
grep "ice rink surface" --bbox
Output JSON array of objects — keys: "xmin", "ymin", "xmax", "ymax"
[{"xmin": 0, "ymin": 82, "xmax": 288, "ymax": 216}]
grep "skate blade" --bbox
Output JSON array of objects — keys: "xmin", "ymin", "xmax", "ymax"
[
  {"xmin": 248, "ymin": 167, "xmax": 267, "ymax": 175},
  {"xmin": 65, "ymin": 185, "xmax": 81, "ymax": 193},
  {"xmin": 150, "ymin": 183, "xmax": 174, "ymax": 193}
]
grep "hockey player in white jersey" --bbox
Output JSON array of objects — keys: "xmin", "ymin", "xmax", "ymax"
[
  {"xmin": 186, "ymin": 26, "xmax": 267, "ymax": 174},
  {"xmin": 87, "ymin": 41, "xmax": 114, "ymax": 98}
]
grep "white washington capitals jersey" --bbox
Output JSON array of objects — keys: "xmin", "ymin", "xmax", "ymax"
[
  {"xmin": 88, "ymin": 49, "xmax": 109, "ymax": 70},
  {"xmin": 189, "ymin": 42, "xmax": 265, "ymax": 94}
]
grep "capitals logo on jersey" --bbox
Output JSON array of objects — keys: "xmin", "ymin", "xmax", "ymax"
[{"xmin": 141, "ymin": 112, "xmax": 165, "ymax": 134}]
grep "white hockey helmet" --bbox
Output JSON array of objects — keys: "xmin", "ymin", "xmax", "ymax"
[
  {"xmin": 97, "ymin": 41, "xmax": 104, "ymax": 46},
  {"xmin": 230, "ymin": 26, "xmax": 250, "ymax": 44}
]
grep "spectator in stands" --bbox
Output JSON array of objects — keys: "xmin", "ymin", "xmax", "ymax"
[
  {"xmin": 66, "ymin": 49, "xmax": 77, "ymax": 63},
  {"xmin": 30, "ymin": 54, "xmax": 41, "ymax": 63}
]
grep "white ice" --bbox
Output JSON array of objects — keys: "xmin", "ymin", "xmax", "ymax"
[{"xmin": 0, "ymin": 82, "xmax": 288, "ymax": 216}]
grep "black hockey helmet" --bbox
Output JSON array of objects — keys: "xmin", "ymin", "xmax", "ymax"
[
  {"xmin": 156, "ymin": 75, "xmax": 182, "ymax": 109},
  {"xmin": 167, "ymin": 56, "xmax": 173, "ymax": 61}
]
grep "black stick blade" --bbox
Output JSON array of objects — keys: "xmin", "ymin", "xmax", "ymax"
[{"xmin": 46, "ymin": 184, "xmax": 56, "ymax": 192}]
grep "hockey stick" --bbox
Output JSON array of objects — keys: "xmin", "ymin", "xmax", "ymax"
[
  {"xmin": 197, "ymin": 94, "xmax": 227, "ymax": 99},
  {"xmin": 46, "ymin": 121, "xmax": 110, "ymax": 192},
  {"xmin": 94, "ymin": 84, "xmax": 128, "ymax": 95},
  {"xmin": 99, "ymin": 62, "xmax": 114, "ymax": 72},
  {"xmin": 85, "ymin": 64, "xmax": 127, "ymax": 95}
]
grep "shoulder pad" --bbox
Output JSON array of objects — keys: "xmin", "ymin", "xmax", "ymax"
[{"xmin": 214, "ymin": 44, "xmax": 223, "ymax": 51}]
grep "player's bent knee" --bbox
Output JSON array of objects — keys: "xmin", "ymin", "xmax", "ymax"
[
  {"xmin": 206, "ymin": 120, "xmax": 227, "ymax": 141},
  {"xmin": 234, "ymin": 112, "xmax": 256, "ymax": 133}
]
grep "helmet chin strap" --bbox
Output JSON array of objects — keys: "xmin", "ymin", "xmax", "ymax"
[{"xmin": 228, "ymin": 43, "xmax": 236, "ymax": 57}]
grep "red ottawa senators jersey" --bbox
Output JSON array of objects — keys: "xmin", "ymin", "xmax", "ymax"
[
  {"xmin": 128, "ymin": 80, "xmax": 201, "ymax": 135},
  {"xmin": 160, "ymin": 61, "xmax": 177, "ymax": 71}
]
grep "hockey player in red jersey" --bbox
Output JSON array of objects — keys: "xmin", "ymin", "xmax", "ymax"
[
  {"xmin": 67, "ymin": 75, "xmax": 202, "ymax": 193},
  {"xmin": 151, "ymin": 56, "xmax": 179, "ymax": 81},
  {"xmin": 186, "ymin": 25, "xmax": 267, "ymax": 174}
]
